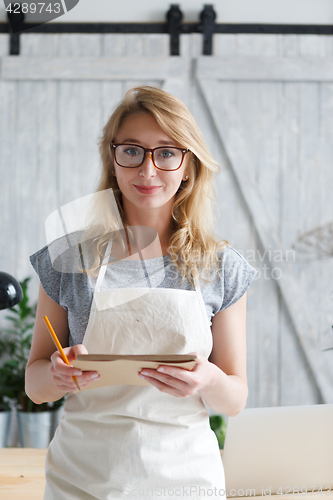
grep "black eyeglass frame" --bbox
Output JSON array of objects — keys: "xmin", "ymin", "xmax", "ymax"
[{"xmin": 111, "ymin": 143, "xmax": 189, "ymax": 171}]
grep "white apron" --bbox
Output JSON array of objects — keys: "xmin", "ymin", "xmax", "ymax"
[{"xmin": 44, "ymin": 248, "xmax": 226, "ymax": 500}]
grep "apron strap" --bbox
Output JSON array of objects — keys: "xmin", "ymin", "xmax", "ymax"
[
  {"xmin": 95, "ymin": 240, "xmax": 113, "ymax": 292},
  {"xmin": 193, "ymin": 274, "xmax": 201, "ymax": 292}
]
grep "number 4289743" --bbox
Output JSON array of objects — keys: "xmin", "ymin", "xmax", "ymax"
[
  {"xmin": 6, "ymin": 3, "xmax": 61, "ymax": 14},
  {"xmin": 277, "ymin": 486, "xmax": 331, "ymax": 496}
]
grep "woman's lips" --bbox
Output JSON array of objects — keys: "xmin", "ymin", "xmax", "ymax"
[{"xmin": 134, "ymin": 185, "xmax": 161, "ymax": 194}]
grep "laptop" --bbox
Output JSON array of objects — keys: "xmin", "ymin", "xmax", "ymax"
[{"xmin": 222, "ymin": 404, "xmax": 333, "ymax": 497}]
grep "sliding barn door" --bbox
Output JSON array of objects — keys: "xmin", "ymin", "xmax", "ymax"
[{"xmin": 1, "ymin": 33, "xmax": 332, "ymax": 406}]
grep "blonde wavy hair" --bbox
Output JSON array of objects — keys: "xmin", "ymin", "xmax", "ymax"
[{"xmin": 84, "ymin": 85, "xmax": 227, "ymax": 285}]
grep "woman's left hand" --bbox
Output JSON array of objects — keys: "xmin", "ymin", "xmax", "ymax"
[{"xmin": 138, "ymin": 352, "xmax": 220, "ymax": 398}]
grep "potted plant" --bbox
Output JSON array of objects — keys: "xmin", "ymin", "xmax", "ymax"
[
  {"xmin": 0, "ymin": 277, "xmax": 65, "ymax": 447},
  {"xmin": 0, "ymin": 362, "xmax": 13, "ymax": 447}
]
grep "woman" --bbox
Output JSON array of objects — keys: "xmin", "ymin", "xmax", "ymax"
[{"xmin": 26, "ymin": 86, "xmax": 256, "ymax": 499}]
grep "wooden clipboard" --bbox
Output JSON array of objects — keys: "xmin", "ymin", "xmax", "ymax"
[{"xmin": 72, "ymin": 354, "xmax": 197, "ymax": 392}]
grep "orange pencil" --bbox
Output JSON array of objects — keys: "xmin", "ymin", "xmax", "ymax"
[{"xmin": 43, "ymin": 315, "xmax": 81, "ymax": 391}]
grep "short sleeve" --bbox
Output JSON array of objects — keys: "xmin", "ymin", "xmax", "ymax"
[
  {"xmin": 29, "ymin": 245, "xmax": 68, "ymax": 310},
  {"xmin": 219, "ymin": 246, "xmax": 257, "ymax": 311}
]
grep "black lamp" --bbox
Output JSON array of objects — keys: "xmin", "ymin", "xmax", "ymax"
[{"xmin": 0, "ymin": 272, "xmax": 23, "ymax": 310}]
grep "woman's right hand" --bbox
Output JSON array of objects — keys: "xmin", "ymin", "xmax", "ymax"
[{"xmin": 49, "ymin": 344, "xmax": 100, "ymax": 393}]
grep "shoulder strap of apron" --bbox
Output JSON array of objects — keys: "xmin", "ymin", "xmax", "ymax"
[{"xmin": 95, "ymin": 240, "xmax": 113, "ymax": 293}]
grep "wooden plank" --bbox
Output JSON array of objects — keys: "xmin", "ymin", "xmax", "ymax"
[
  {"xmin": 0, "ymin": 57, "xmax": 189, "ymax": 80},
  {"xmin": 225, "ymin": 35, "xmax": 281, "ymax": 407},
  {"xmin": 105, "ymin": 33, "xmax": 169, "ymax": 58},
  {"xmin": 58, "ymin": 34, "xmax": 102, "ymax": 57},
  {"xmin": 214, "ymin": 35, "xmax": 237, "ymax": 57},
  {"xmin": 0, "ymin": 79, "xmax": 59, "ymax": 334},
  {"xmin": 196, "ymin": 56, "xmax": 333, "ymax": 81},
  {"xmin": 28, "ymin": 80, "xmax": 60, "ymax": 301},
  {"xmin": 280, "ymin": 35, "xmax": 298, "ymax": 57},
  {"xmin": 15, "ymin": 81, "xmax": 38, "ymax": 280},
  {"xmin": 278, "ymin": 81, "xmax": 321, "ymax": 405},
  {"xmin": 0, "ymin": 448, "xmax": 46, "ymax": 467},
  {"xmin": 237, "ymin": 81, "xmax": 280, "ymax": 407},
  {"xmin": 317, "ymin": 42, "xmax": 333, "ymax": 349},
  {"xmin": 236, "ymin": 34, "xmax": 278, "ymax": 56},
  {"xmin": 197, "ymin": 76, "xmax": 333, "ymax": 403},
  {"xmin": 276, "ymin": 35, "xmax": 322, "ymax": 406},
  {"xmin": 20, "ymin": 34, "xmax": 59, "ymax": 57},
  {"xmin": 57, "ymin": 80, "xmax": 102, "ymax": 206},
  {"xmin": 0, "ymin": 34, "xmax": 8, "ymax": 57},
  {"xmin": 0, "ymin": 80, "xmax": 17, "ymax": 282},
  {"xmin": 21, "ymin": 33, "xmax": 101, "ymax": 57},
  {"xmin": 196, "ymin": 75, "xmax": 261, "ymax": 408},
  {"xmin": 103, "ymin": 34, "xmax": 127, "ymax": 57},
  {"xmin": 0, "ymin": 477, "xmax": 45, "ymax": 500},
  {"xmin": 0, "ymin": 449, "xmax": 46, "ymax": 500},
  {"xmin": 0, "ymin": 466, "xmax": 45, "ymax": 478},
  {"xmin": 299, "ymin": 34, "xmax": 326, "ymax": 58},
  {"xmin": 144, "ymin": 34, "xmax": 169, "ymax": 57},
  {"xmin": 13, "ymin": 80, "xmax": 59, "ymax": 289},
  {"xmin": 100, "ymin": 81, "xmax": 124, "ymax": 128},
  {"xmin": 298, "ymin": 80, "xmax": 323, "ymax": 350},
  {"xmin": 319, "ymin": 82, "xmax": 333, "ymax": 346}
]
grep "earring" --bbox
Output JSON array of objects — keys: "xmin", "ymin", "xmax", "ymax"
[{"xmin": 184, "ymin": 175, "xmax": 189, "ymax": 181}]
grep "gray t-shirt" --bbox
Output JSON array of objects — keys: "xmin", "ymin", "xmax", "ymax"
[{"xmin": 30, "ymin": 244, "xmax": 257, "ymax": 346}]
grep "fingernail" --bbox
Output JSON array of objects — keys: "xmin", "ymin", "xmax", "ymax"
[
  {"xmin": 157, "ymin": 367, "xmax": 164, "ymax": 372},
  {"xmin": 91, "ymin": 373, "xmax": 100, "ymax": 379},
  {"xmin": 140, "ymin": 371, "xmax": 149, "ymax": 376},
  {"xmin": 74, "ymin": 371, "xmax": 82, "ymax": 376},
  {"xmin": 138, "ymin": 374, "xmax": 145, "ymax": 378}
]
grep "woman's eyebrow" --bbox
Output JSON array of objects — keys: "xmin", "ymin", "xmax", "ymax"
[
  {"xmin": 120, "ymin": 138, "xmax": 140, "ymax": 144},
  {"xmin": 119, "ymin": 138, "xmax": 178, "ymax": 146},
  {"xmin": 157, "ymin": 140, "xmax": 178, "ymax": 146}
]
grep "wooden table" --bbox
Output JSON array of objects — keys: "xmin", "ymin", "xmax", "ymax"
[
  {"xmin": 0, "ymin": 448, "xmax": 47, "ymax": 500},
  {"xmin": 0, "ymin": 448, "xmax": 328, "ymax": 500}
]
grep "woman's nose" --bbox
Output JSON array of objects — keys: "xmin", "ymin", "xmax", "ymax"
[{"xmin": 139, "ymin": 152, "xmax": 156, "ymax": 176}]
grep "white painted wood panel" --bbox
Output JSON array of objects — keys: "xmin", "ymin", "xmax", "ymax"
[
  {"xmin": 197, "ymin": 76, "xmax": 333, "ymax": 403},
  {"xmin": 210, "ymin": 35, "xmax": 333, "ymax": 407},
  {"xmin": 0, "ymin": 34, "xmax": 8, "ymax": 57},
  {"xmin": 197, "ymin": 56, "xmax": 333, "ymax": 81},
  {"xmin": 20, "ymin": 33, "xmax": 102, "ymax": 57},
  {"xmin": 103, "ymin": 34, "xmax": 169, "ymax": 57},
  {"xmin": 319, "ymin": 82, "xmax": 333, "ymax": 349},
  {"xmin": 0, "ymin": 80, "xmax": 17, "ymax": 276},
  {"xmin": 57, "ymin": 80, "xmax": 102, "ymax": 206},
  {"xmin": 1, "ymin": 56, "xmax": 190, "ymax": 80}
]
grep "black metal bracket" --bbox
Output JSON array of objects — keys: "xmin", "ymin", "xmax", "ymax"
[
  {"xmin": 7, "ymin": 3, "xmax": 24, "ymax": 55},
  {"xmin": 2, "ymin": 3, "xmax": 333, "ymax": 57},
  {"xmin": 166, "ymin": 5, "xmax": 183, "ymax": 56},
  {"xmin": 166, "ymin": 4, "xmax": 216, "ymax": 56},
  {"xmin": 200, "ymin": 5, "xmax": 216, "ymax": 56}
]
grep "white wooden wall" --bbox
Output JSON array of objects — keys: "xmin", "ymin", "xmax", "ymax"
[{"xmin": 1, "ymin": 32, "xmax": 333, "ymax": 408}]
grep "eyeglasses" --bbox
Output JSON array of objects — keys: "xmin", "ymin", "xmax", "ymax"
[{"xmin": 111, "ymin": 143, "xmax": 189, "ymax": 171}]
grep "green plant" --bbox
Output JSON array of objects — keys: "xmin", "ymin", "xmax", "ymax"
[
  {"xmin": 209, "ymin": 414, "xmax": 227, "ymax": 449},
  {"xmin": 0, "ymin": 277, "xmax": 64, "ymax": 412},
  {"xmin": 0, "ymin": 358, "xmax": 21, "ymax": 411}
]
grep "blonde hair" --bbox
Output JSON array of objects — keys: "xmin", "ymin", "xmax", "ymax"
[{"xmin": 86, "ymin": 85, "xmax": 227, "ymax": 285}]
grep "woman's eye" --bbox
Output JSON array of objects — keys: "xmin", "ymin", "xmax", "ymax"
[
  {"xmin": 158, "ymin": 149, "xmax": 175, "ymax": 159},
  {"xmin": 124, "ymin": 147, "xmax": 140, "ymax": 156}
]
